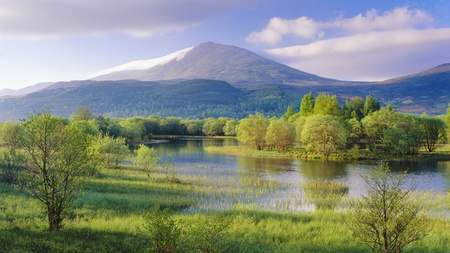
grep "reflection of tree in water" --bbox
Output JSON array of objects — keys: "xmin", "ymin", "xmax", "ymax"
[{"xmin": 298, "ymin": 160, "xmax": 349, "ymax": 180}]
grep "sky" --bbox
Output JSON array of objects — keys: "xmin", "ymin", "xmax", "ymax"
[{"xmin": 0, "ymin": 0, "xmax": 449, "ymax": 90}]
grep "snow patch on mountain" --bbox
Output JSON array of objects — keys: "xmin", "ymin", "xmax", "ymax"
[{"xmin": 89, "ymin": 47, "xmax": 194, "ymax": 79}]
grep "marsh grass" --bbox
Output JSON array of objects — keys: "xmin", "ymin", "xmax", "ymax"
[{"xmin": 0, "ymin": 162, "xmax": 448, "ymax": 252}]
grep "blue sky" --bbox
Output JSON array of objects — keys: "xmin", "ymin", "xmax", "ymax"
[{"xmin": 0, "ymin": 0, "xmax": 449, "ymax": 90}]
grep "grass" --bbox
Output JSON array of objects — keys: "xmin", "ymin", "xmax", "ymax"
[
  {"xmin": 205, "ymin": 144, "xmax": 450, "ymax": 161},
  {"xmin": 0, "ymin": 162, "xmax": 449, "ymax": 252}
]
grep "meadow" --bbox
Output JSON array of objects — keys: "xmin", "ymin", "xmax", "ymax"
[{"xmin": 0, "ymin": 161, "xmax": 449, "ymax": 252}]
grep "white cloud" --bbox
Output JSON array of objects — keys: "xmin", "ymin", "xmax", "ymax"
[
  {"xmin": 329, "ymin": 7, "xmax": 433, "ymax": 34},
  {"xmin": 0, "ymin": 0, "xmax": 255, "ymax": 40},
  {"xmin": 249, "ymin": 7, "xmax": 448, "ymax": 80},
  {"xmin": 265, "ymin": 28, "xmax": 450, "ymax": 81},
  {"xmin": 245, "ymin": 16, "xmax": 321, "ymax": 45}
]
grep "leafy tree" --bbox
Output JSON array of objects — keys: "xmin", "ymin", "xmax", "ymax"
[
  {"xmin": 299, "ymin": 92, "xmax": 315, "ymax": 117},
  {"xmin": 107, "ymin": 123, "xmax": 123, "ymax": 138},
  {"xmin": 265, "ymin": 117, "xmax": 296, "ymax": 152},
  {"xmin": 361, "ymin": 106, "xmax": 399, "ymax": 148},
  {"xmin": 382, "ymin": 128, "xmax": 415, "ymax": 156},
  {"xmin": 345, "ymin": 118, "xmax": 365, "ymax": 148},
  {"xmin": 349, "ymin": 164, "xmax": 428, "ymax": 253},
  {"xmin": 236, "ymin": 113, "xmax": 270, "ymax": 150},
  {"xmin": 90, "ymin": 135, "xmax": 129, "ymax": 169},
  {"xmin": 313, "ymin": 93, "xmax": 343, "ymax": 118},
  {"xmin": 282, "ymin": 105, "xmax": 296, "ymax": 121},
  {"xmin": 20, "ymin": 110, "xmax": 92, "ymax": 230},
  {"xmin": 203, "ymin": 117, "xmax": 227, "ymax": 136},
  {"xmin": 363, "ymin": 95, "xmax": 380, "ymax": 116},
  {"xmin": 444, "ymin": 103, "xmax": 450, "ymax": 142},
  {"xmin": 181, "ymin": 119, "xmax": 203, "ymax": 135},
  {"xmin": 418, "ymin": 114, "xmax": 446, "ymax": 152},
  {"xmin": 295, "ymin": 116, "xmax": 307, "ymax": 142},
  {"xmin": 301, "ymin": 115, "xmax": 347, "ymax": 158},
  {"xmin": 0, "ymin": 121, "xmax": 25, "ymax": 183},
  {"xmin": 71, "ymin": 106, "xmax": 94, "ymax": 121},
  {"xmin": 223, "ymin": 119, "xmax": 238, "ymax": 136},
  {"xmin": 343, "ymin": 96, "xmax": 365, "ymax": 120},
  {"xmin": 132, "ymin": 145, "xmax": 160, "ymax": 178}
]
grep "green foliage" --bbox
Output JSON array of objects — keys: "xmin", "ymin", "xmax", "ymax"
[
  {"xmin": 349, "ymin": 164, "xmax": 429, "ymax": 253},
  {"xmin": 301, "ymin": 115, "xmax": 347, "ymax": 158},
  {"xmin": 361, "ymin": 106, "xmax": 400, "ymax": 147},
  {"xmin": 0, "ymin": 121, "xmax": 25, "ymax": 183},
  {"xmin": 223, "ymin": 119, "xmax": 238, "ymax": 136},
  {"xmin": 299, "ymin": 92, "xmax": 315, "ymax": 117},
  {"xmin": 236, "ymin": 113, "xmax": 270, "ymax": 150},
  {"xmin": 70, "ymin": 106, "xmax": 94, "ymax": 121},
  {"xmin": 203, "ymin": 117, "xmax": 228, "ymax": 136},
  {"xmin": 132, "ymin": 145, "xmax": 160, "ymax": 178},
  {"xmin": 20, "ymin": 110, "xmax": 92, "ymax": 230},
  {"xmin": 265, "ymin": 117, "xmax": 296, "ymax": 152},
  {"xmin": 382, "ymin": 128, "xmax": 415, "ymax": 156},
  {"xmin": 418, "ymin": 114, "xmax": 446, "ymax": 152},
  {"xmin": 144, "ymin": 205, "xmax": 181, "ymax": 253},
  {"xmin": 182, "ymin": 215, "xmax": 239, "ymax": 253},
  {"xmin": 363, "ymin": 95, "xmax": 380, "ymax": 116},
  {"xmin": 313, "ymin": 93, "xmax": 343, "ymax": 118},
  {"xmin": 344, "ymin": 96, "xmax": 365, "ymax": 120},
  {"xmin": 282, "ymin": 105, "xmax": 296, "ymax": 121},
  {"xmin": 446, "ymin": 103, "xmax": 450, "ymax": 142},
  {"xmin": 90, "ymin": 135, "xmax": 129, "ymax": 170}
]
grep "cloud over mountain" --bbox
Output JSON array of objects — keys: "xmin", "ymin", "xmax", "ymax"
[{"xmin": 247, "ymin": 7, "xmax": 450, "ymax": 80}]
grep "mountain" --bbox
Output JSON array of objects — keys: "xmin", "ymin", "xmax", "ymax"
[
  {"xmin": 91, "ymin": 41, "xmax": 343, "ymax": 86},
  {"xmin": 0, "ymin": 42, "xmax": 448, "ymax": 121},
  {"xmin": 0, "ymin": 82, "xmax": 55, "ymax": 97}
]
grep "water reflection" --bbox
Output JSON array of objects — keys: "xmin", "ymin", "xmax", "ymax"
[{"xmin": 150, "ymin": 137, "xmax": 449, "ymax": 193}]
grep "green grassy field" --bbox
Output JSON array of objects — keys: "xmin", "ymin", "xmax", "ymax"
[{"xmin": 0, "ymin": 163, "xmax": 448, "ymax": 252}]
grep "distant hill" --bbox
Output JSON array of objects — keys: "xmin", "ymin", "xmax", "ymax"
[
  {"xmin": 0, "ymin": 42, "xmax": 448, "ymax": 121},
  {"xmin": 0, "ymin": 82, "xmax": 55, "ymax": 97}
]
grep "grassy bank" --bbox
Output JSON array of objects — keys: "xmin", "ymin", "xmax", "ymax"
[
  {"xmin": 205, "ymin": 144, "xmax": 450, "ymax": 161},
  {"xmin": 0, "ymin": 163, "xmax": 449, "ymax": 252}
]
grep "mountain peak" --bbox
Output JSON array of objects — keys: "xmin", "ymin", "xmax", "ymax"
[{"xmin": 91, "ymin": 41, "xmax": 337, "ymax": 86}]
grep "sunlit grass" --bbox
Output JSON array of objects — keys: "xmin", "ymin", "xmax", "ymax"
[{"xmin": 0, "ymin": 162, "xmax": 449, "ymax": 252}]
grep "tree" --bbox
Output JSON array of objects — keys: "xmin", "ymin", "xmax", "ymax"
[
  {"xmin": 343, "ymin": 96, "xmax": 365, "ymax": 120},
  {"xmin": 301, "ymin": 115, "xmax": 347, "ymax": 158},
  {"xmin": 71, "ymin": 106, "xmax": 94, "ymax": 121},
  {"xmin": 349, "ymin": 164, "xmax": 428, "ymax": 253},
  {"xmin": 299, "ymin": 92, "xmax": 315, "ymax": 117},
  {"xmin": 223, "ymin": 119, "xmax": 238, "ymax": 136},
  {"xmin": 363, "ymin": 95, "xmax": 380, "ymax": 116},
  {"xmin": 0, "ymin": 121, "xmax": 25, "ymax": 183},
  {"xmin": 313, "ymin": 93, "xmax": 343, "ymax": 118},
  {"xmin": 20, "ymin": 110, "xmax": 92, "ymax": 230},
  {"xmin": 418, "ymin": 114, "xmax": 446, "ymax": 152},
  {"xmin": 90, "ymin": 135, "xmax": 129, "ymax": 169},
  {"xmin": 382, "ymin": 128, "xmax": 415, "ymax": 156},
  {"xmin": 265, "ymin": 117, "xmax": 296, "ymax": 152},
  {"xmin": 236, "ymin": 113, "xmax": 270, "ymax": 150},
  {"xmin": 444, "ymin": 103, "xmax": 450, "ymax": 142},
  {"xmin": 132, "ymin": 145, "xmax": 160, "ymax": 178},
  {"xmin": 361, "ymin": 106, "xmax": 399, "ymax": 148},
  {"xmin": 282, "ymin": 105, "xmax": 296, "ymax": 121}
]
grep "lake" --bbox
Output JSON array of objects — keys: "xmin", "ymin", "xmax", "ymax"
[{"xmin": 147, "ymin": 137, "xmax": 450, "ymax": 213}]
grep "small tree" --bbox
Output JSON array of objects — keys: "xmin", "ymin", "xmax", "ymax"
[
  {"xmin": 90, "ymin": 135, "xmax": 129, "ymax": 169},
  {"xmin": 21, "ymin": 110, "xmax": 92, "ymax": 230},
  {"xmin": 265, "ymin": 117, "xmax": 295, "ymax": 152},
  {"xmin": 301, "ymin": 115, "xmax": 347, "ymax": 158},
  {"xmin": 299, "ymin": 92, "xmax": 315, "ymax": 117},
  {"xmin": 132, "ymin": 145, "xmax": 160, "ymax": 178},
  {"xmin": 145, "ymin": 205, "xmax": 180, "ymax": 253},
  {"xmin": 236, "ymin": 113, "xmax": 270, "ymax": 150},
  {"xmin": 349, "ymin": 164, "xmax": 428, "ymax": 253}
]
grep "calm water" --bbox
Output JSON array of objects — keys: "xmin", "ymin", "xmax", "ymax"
[{"xmin": 147, "ymin": 137, "xmax": 449, "ymax": 212}]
